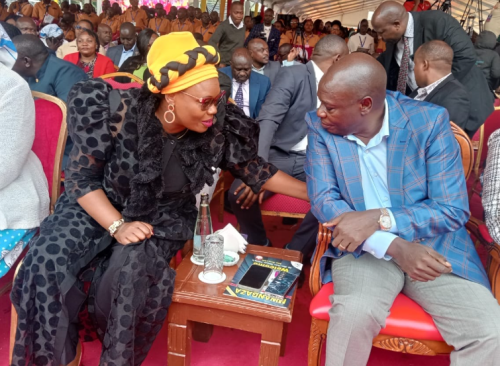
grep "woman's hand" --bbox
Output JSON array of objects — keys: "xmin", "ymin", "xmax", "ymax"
[{"xmin": 114, "ymin": 221, "xmax": 154, "ymax": 245}]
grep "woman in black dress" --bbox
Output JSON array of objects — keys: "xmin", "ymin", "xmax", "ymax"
[{"xmin": 10, "ymin": 32, "xmax": 308, "ymax": 366}]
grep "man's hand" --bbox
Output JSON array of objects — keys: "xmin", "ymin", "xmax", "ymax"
[
  {"xmin": 324, "ymin": 210, "xmax": 380, "ymax": 252},
  {"xmin": 233, "ymin": 183, "xmax": 264, "ymax": 209},
  {"xmin": 387, "ymin": 237, "xmax": 452, "ymax": 282}
]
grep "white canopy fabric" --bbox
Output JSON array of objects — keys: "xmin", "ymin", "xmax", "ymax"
[{"xmin": 265, "ymin": 0, "xmax": 499, "ymax": 28}]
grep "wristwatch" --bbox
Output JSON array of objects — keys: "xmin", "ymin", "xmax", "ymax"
[
  {"xmin": 378, "ymin": 208, "xmax": 392, "ymax": 232},
  {"xmin": 109, "ymin": 218, "xmax": 125, "ymax": 237}
]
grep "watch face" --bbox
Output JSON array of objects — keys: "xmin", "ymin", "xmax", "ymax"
[{"xmin": 381, "ymin": 216, "xmax": 391, "ymax": 228}]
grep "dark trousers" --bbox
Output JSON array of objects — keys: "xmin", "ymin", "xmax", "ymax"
[{"xmin": 228, "ymin": 150, "xmax": 318, "ymax": 257}]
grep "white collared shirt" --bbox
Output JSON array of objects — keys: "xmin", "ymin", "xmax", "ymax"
[
  {"xmin": 395, "ymin": 13, "xmax": 418, "ymax": 91},
  {"xmin": 228, "ymin": 16, "xmax": 243, "ymax": 30},
  {"xmin": 118, "ymin": 44, "xmax": 136, "ymax": 67},
  {"xmin": 414, "ymin": 73, "xmax": 452, "ymax": 101},
  {"xmin": 252, "ymin": 64, "xmax": 265, "ymax": 75},
  {"xmin": 345, "ymin": 100, "xmax": 399, "ymax": 259},
  {"xmin": 264, "ymin": 25, "xmax": 272, "ymax": 40},
  {"xmin": 231, "ymin": 78, "xmax": 250, "ymax": 116},
  {"xmin": 290, "ymin": 60, "xmax": 324, "ymax": 152}
]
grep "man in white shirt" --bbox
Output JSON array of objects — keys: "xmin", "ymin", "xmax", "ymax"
[
  {"xmin": 347, "ymin": 18, "xmax": 374, "ymax": 55},
  {"xmin": 227, "ymin": 35, "xmax": 348, "ymax": 259},
  {"xmin": 411, "ymin": 40, "xmax": 471, "ymax": 132}
]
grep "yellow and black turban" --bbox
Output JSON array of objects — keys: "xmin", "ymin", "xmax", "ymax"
[{"xmin": 147, "ymin": 32, "xmax": 220, "ymax": 94}]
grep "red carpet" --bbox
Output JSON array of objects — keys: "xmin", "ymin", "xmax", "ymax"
[{"xmin": 2, "ymin": 179, "xmax": 485, "ymax": 364}]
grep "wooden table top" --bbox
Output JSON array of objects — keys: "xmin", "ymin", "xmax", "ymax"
[{"xmin": 172, "ymin": 244, "xmax": 303, "ymax": 323}]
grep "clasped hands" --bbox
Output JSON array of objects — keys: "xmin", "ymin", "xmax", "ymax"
[{"xmin": 324, "ymin": 210, "xmax": 452, "ymax": 282}]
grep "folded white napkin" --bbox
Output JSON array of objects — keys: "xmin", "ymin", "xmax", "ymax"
[{"xmin": 215, "ymin": 224, "xmax": 248, "ymax": 254}]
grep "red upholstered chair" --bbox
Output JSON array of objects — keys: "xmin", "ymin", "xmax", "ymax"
[
  {"xmin": 99, "ymin": 72, "xmax": 144, "ymax": 89},
  {"xmin": 261, "ymin": 195, "xmax": 311, "ymax": 219},
  {"xmin": 307, "ymin": 124, "xmax": 500, "ymax": 365},
  {"xmin": 30, "ymin": 91, "xmax": 68, "ymax": 213},
  {"xmin": 469, "ymin": 109, "xmax": 500, "ymax": 200}
]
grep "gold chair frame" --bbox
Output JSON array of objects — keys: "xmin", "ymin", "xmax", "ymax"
[{"xmin": 99, "ymin": 72, "xmax": 145, "ymax": 84}]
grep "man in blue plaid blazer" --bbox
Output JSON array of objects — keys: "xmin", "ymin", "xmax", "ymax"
[{"xmin": 305, "ymin": 53, "xmax": 500, "ymax": 366}]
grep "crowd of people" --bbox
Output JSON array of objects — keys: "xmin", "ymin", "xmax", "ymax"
[{"xmin": 1, "ymin": 0, "xmax": 500, "ymax": 365}]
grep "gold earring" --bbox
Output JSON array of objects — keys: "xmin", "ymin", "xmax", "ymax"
[{"xmin": 164, "ymin": 103, "xmax": 175, "ymax": 124}]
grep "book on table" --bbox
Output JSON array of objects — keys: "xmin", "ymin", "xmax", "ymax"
[{"xmin": 223, "ymin": 254, "xmax": 303, "ymax": 308}]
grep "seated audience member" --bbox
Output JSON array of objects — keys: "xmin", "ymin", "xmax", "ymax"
[
  {"xmin": 194, "ymin": 11, "xmax": 215, "ymax": 42},
  {"xmin": 64, "ymin": 29, "xmax": 115, "ymax": 78},
  {"xmin": 101, "ymin": 7, "xmax": 121, "ymax": 37},
  {"xmin": 12, "ymin": 34, "xmax": 86, "ymax": 101},
  {"xmin": 348, "ymin": 18, "xmax": 374, "ymax": 54},
  {"xmin": 483, "ymin": 129, "xmax": 500, "ymax": 244},
  {"xmin": 293, "ymin": 19, "xmax": 320, "ymax": 61},
  {"xmin": 372, "ymin": 1, "xmax": 493, "ymax": 137},
  {"xmin": 0, "ymin": 29, "xmax": 49, "ymax": 279},
  {"xmin": 40, "ymin": 24, "xmax": 65, "ymax": 53},
  {"xmin": 10, "ymin": 31, "xmax": 307, "ymax": 366},
  {"xmin": 273, "ymin": 20, "xmax": 289, "ymax": 46},
  {"xmin": 330, "ymin": 20, "xmax": 342, "ymax": 36},
  {"xmin": 247, "ymin": 38, "xmax": 280, "ymax": 85},
  {"xmin": 306, "ymin": 53, "xmax": 500, "ymax": 366},
  {"xmin": 111, "ymin": 2, "xmax": 122, "ymax": 17},
  {"xmin": 8, "ymin": 0, "xmax": 32, "ymax": 17},
  {"xmin": 148, "ymin": 7, "xmax": 170, "ymax": 35},
  {"xmin": 313, "ymin": 19, "xmax": 324, "ymax": 36},
  {"xmin": 411, "ymin": 41, "xmax": 471, "ymax": 133},
  {"xmin": 276, "ymin": 43, "xmax": 300, "ymax": 66},
  {"xmin": 98, "ymin": 0, "xmax": 110, "ymax": 22},
  {"xmin": 78, "ymin": 3, "xmax": 99, "ymax": 30},
  {"xmin": 60, "ymin": 13, "xmax": 76, "ymax": 41},
  {"xmin": 32, "ymin": 0, "xmax": 63, "ymax": 25},
  {"xmin": 57, "ymin": 19, "xmax": 105, "ymax": 58},
  {"xmin": 170, "ymin": 7, "xmax": 193, "ymax": 33},
  {"xmin": 106, "ymin": 22, "xmax": 139, "ymax": 67},
  {"xmin": 244, "ymin": 15, "xmax": 253, "ymax": 39},
  {"xmin": 117, "ymin": 28, "xmax": 157, "ymax": 82},
  {"xmin": 208, "ymin": 2, "xmax": 244, "ymax": 67},
  {"xmin": 210, "ymin": 10, "xmax": 220, "ymax": 27},
  {"xmin": 187, "ymin": 6, "xmax": 201, "ymax": 30},
  {"xmin": 475, "ymin": 31, "xmax": 500, "ymax": 91},
  {"xmin": 167, "ymin": 6, "xmax": 177, "ymax": 21},
  {"xmin": 285, "ymin": 17, "xmax": 299, "ymax": 44},
  {"xmin": 97, "ymin": 23, "xmax": 115, "ymax": 52},
  {"xmin": 121, "ymin": 0, "xmax": 148, "ymax": 32},
  {"xmin": 220, "ymin": 48, "xmax": 270, "ymax": 119},
  {"xmin": 244, "ymin": 9, "xmax": 280, "ymax": 60},
  {"xmin": 15, "ymin": 16, "xmax": 36, "ymax": 35},
  {"xmin": 60, "ymin": 0, "xmax": 69, "ymax": 13},
  {"xmin": 228, "ymin": 35, "xmax": 348, "ymax": 257}
]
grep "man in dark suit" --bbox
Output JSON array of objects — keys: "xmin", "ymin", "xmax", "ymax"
[
  {"xmin": 227, "ymin": 35, "xmax": 348, "ymax": 256},
  {"xmin": 219, "ymin": 48, "xmax": 271, "ymax": 119},
  {"xmin": 247, "ymin": 38, "xmax": 281, "ymax": 85},
  {"xmin": 411, "ymin": 40, "xmax": 470, "ymax": 132},
  {"xmin": 244, "ymin": 9, "xmax": 281, "ymax": 60},
  {"xmin": 106, "ymin": 22, "xmax": 140, "ymax": 67},
  {"xmin": 372, "ymin": 2, "xmax": 494, "ymax": 136}
]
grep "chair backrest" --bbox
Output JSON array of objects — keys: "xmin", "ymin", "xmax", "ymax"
[
  {"xmin": 31, "ymin": 91, "xmax": 67, "ymax": 213},
  {"xmin": 99, "ymin": 72, "xmax": 145, "ymax": 88},
  {"xmin": 473, "ymin": 110, "xmax": 500, "ymax": 175},
  {"xmin": 450, "ymin": 122, "xmax": 473, "ymax": 180}
]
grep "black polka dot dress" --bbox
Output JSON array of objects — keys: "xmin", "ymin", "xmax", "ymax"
[{"xmin": 10, "ymin": 79, "xmax": 277, "ymax": 366}]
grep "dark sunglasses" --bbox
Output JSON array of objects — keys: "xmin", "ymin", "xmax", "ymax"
[{"xmin": 180, "ymin": 90, "xmax": 226, "ymax": 111}]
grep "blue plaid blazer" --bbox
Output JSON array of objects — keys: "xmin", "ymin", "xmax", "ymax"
[{"xmin": 305, "ymin": 91, "xmax": 490, "ymax": 289}]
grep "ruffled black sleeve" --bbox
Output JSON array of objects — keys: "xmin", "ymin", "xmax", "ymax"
[
  {"xmin": 219, "ymin": 104, "xmax": 278, "ymax": 193},
  {"xmin": 64, "ymin": 79, "xmax": 115, "ymax": 200}
]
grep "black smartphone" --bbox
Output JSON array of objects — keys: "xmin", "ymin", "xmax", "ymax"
[{"xmin": 238, "ymin": 265, "xmax": 273, "ymax": 292}]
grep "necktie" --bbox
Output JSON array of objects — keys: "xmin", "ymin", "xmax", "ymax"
[
  {"xmin": 235, "ymin": 83, "xmax": 244, "ymax": 110},
  {"xmin": 397, "ymin": 37, "xmax": 410, "ymax": 94}
]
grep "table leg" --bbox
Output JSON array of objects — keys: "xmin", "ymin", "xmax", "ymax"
[
  {"xmin": 259, "ymin": 322, "xmax": 284, "ymax": 366},
  {"xmin": 192, "ymin": 322, "xmax": 214, "ymax": 343},
  {"xmin": 168, "ymin": 320, "xmax": 193, "ymax": 366},
  {"xmin": 280, "ymin": 323, "xmax": 289, "ymax": 357}
]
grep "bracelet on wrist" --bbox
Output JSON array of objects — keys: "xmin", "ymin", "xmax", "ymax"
[{"xmin": 109, "ymin": 218, "xmax": 125, "ymax": 237}]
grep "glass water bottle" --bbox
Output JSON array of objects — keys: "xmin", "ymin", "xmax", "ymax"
[{"xmin": 192, "ymin": 193, "xmax": 213, "ymax": 264}]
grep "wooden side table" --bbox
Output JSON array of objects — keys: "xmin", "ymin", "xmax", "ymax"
[{"xmin": 167, "ymin": 244, "xmax": 303, "ymax": 366}]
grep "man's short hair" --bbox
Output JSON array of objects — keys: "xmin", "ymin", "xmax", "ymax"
[
  {"xmin": 12, "ymin": 34, "xmax": 48, "ymax": 61},
  {"xmin": 313, "ymin": 34, "xmax": 347, "ymax": 58},
  {"xmin": 78, "ymin": 19, "xmax": 94, "ymax": 30},
  {"xmin": 417, "ymin": 40, "xmax": 454, "ymax": 66},
  {"xmin": 231, "ymin": 1, "xmax": 243, "ymax": 8}
]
